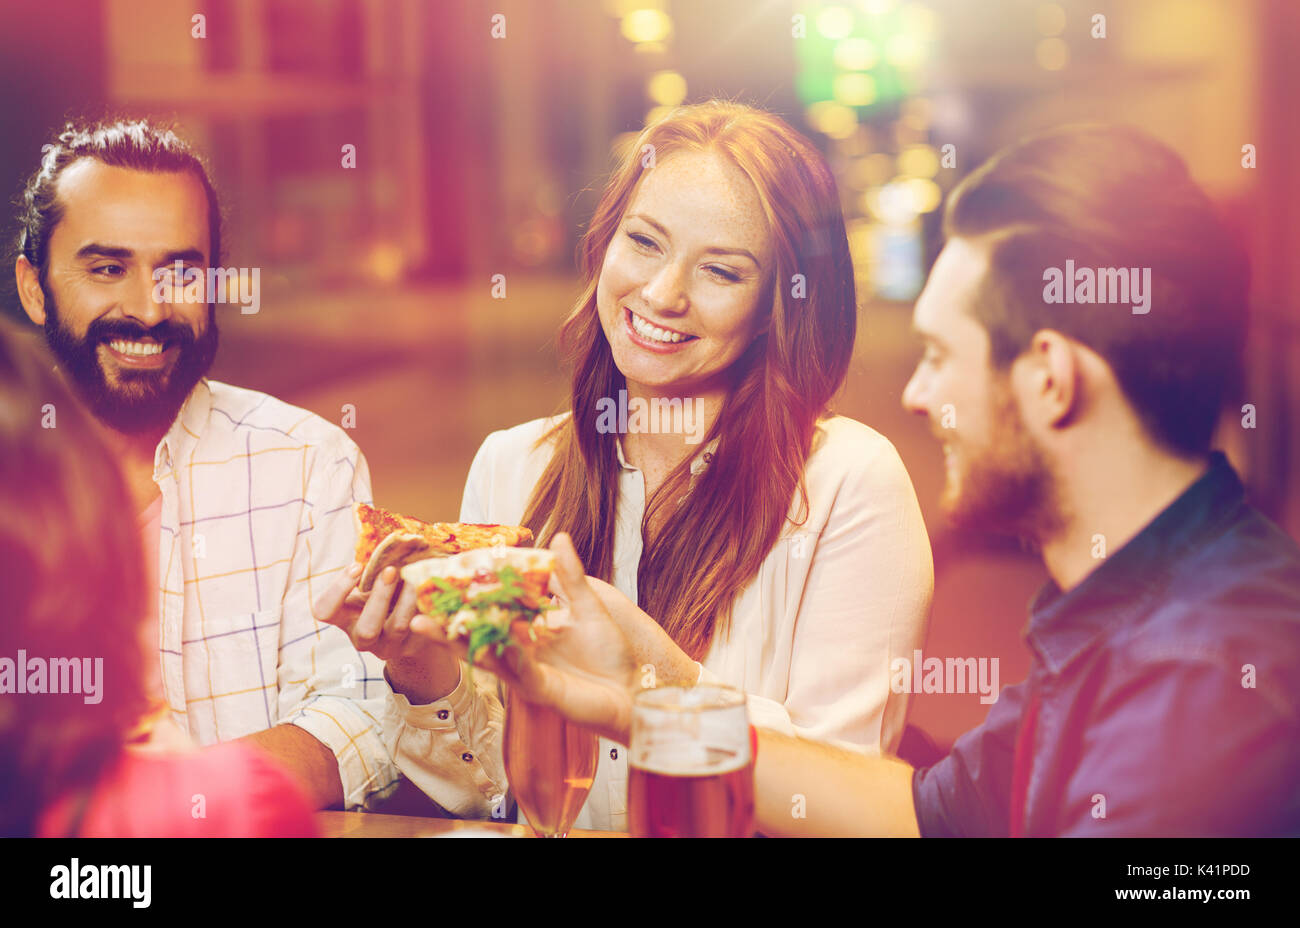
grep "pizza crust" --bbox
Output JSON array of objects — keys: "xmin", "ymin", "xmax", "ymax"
[
  {"xmin": 352, "ymin": 501, "xmax": 537, "ymax": 593},
  {"xmin": 358, "ymin": 532, "xmax": 441, "ymax": 593}
]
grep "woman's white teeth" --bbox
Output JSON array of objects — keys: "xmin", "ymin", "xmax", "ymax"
[
  {"xmin": 631, "ymin": 311, "xmax": 690, "ymax": 344},
  {"xmin": 109, "ymin": 340, "xmax": 164, "ymax": 356}
]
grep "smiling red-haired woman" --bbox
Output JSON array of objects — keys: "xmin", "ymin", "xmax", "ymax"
[{"xmin": 380, "ymin": 101, "xmax": 934, "ymax": 832}]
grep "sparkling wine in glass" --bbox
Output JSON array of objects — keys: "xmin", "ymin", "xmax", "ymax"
[
  {"xmin": 627, "ymin": 684, "xmax": 756, "ymax": 838},
  {"xmin": 503, "ymin": 686, "xmax": 600, "ymax": 837}
]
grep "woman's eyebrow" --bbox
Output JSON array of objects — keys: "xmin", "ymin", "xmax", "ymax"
[
  {"xmin": 626, "ymin": 212, "xmax": 671, "ymax": 239},
  {"xmin": 703, "ymin": 244, "xmax": 759, "ymax": 265},
  {"xmin": 626, "ymin": 212, "xmax": 759, "ymax": 266}
]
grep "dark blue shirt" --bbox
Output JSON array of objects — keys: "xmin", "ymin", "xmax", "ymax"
[{"xmin": 912, "ymin": 452, "xmax": 1300, "ymax": 836}]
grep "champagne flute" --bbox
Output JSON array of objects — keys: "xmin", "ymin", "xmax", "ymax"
[
  {"xmin": 627, "ymin": 684, "xmax": 756, "ymax": 838},
  {"xmin": 503, "ymin": 685, "xmax": 599, "ymax": 837}
]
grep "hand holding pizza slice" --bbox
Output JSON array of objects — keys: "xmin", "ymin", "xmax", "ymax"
[
  {"xmin": 399, "ymin": 547, "xmax": 562, "ymax": 672},
  {"xmin": 405, "ymin": 533, "xmax": 641, "ymax": 743},
  {"xmin": 352, "ymin": 502, "xmax": 534, "ymax": 592}
]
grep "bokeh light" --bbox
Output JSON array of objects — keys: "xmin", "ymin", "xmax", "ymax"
[
  {"xmin": 1036, "ymin": 3, "xmax": 1067, "ymax": 36},
  {"xmin": 621, "ymin": 9, "xmax": 672, "ymax": 43},
  {"xmin": 897, "ymin": 143, "xmax": 939, "ymax": 178},
  {"xmin": 833, "ymin": 37, "xmax": 878, "ymax": 70},
  {"xmin": 817, "ymin": 6, "xmax": 856, "ymax": 40},
  {"xmin": 833, "ymin": 72, "xmax": 878, "ymax": 106},
  {"xmin": 647, "ymin": 70, "xmax": 687, "ymax": 106},
  {"xmin": 1036, "ymin": 36, "xmax": 1070, "ymax": 70},
  {"xmin": 806, "ymin": 100, "xmax": 859, "ymax": 139}
]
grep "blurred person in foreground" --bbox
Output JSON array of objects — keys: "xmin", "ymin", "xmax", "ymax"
[
  {"xmin": 8, "ymin": 118, "xmax": 397, "ymax": 810},
  {"xmin": 390, "ymin": 125, "xmax": 1300, "ymax": 837},
  {"xmin": 0, "ymin": 320, "xmax": 316, "ymax": 836},
  {"xmin": 316, "ymin": 101, "xmax": 934, "ymax": 830}
]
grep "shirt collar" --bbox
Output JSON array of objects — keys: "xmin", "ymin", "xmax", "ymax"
[
  {"xmin": 153, "ymin": 379, "xmax": 213, "ymax": 475},
  {"xmin": 613, "ymin": 434, "xmax": 721, "ymax": 477},
  {"xmin": 1026, "ymin": 451, "xmax": 1245, "ymax": 673}
]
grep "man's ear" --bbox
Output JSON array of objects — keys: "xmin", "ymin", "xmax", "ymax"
[
  {"xmin": 1016, "ymin": 328, "xmax": 1080, "ymax": 430},
  {"xmin": 15, "ymin": 256, "xmax": 47, "ymax": 326}
]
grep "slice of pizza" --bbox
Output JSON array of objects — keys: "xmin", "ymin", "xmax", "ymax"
[
  {"xmin": 352, "ymin": 502, "xmax": 534, "ymax": 592},
  {"xmin": 401, "ymin": 548, "xmax": 559, "ymax": 668}
]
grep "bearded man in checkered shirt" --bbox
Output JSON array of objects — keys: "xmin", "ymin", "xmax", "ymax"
[{"xmin": 10, "ymin": 117, "xmax": 398, "ymax": 810}]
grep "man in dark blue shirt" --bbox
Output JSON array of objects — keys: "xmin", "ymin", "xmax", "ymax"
[
  {"xmin": 890, "ymin": 125, "xmax": 1300, "ymax": 837},
  {"xmin": 910, "ymin": 451, "xmax": 1300, "ymax": 836}
]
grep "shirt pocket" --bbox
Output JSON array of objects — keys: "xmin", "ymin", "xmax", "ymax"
[{"xmin": 195, "ymin": 606, "xmax": 282, "ymax": 735}]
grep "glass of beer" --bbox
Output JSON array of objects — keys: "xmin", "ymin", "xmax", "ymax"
[
  {"xmin": 503, "ymin": 685, "xmax": 599, "ymax": 837},
  {"xmin": 628, "ymin": 684, "xmax": 756, "ymax": 838}
]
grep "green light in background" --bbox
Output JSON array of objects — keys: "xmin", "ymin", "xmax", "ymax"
[{"xmin": 794, "ymin": 1, "xmax": 935, "ymax": 115}]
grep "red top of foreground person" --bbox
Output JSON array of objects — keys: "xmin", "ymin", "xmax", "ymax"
[{"xmin": 37, "ymin": 741, "xmax": 319, "ymax": 838}]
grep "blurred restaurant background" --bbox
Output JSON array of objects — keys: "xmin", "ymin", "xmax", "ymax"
[{"xmin": 2, "ymin": 0, "xmax": 1296, "ymax": 758}]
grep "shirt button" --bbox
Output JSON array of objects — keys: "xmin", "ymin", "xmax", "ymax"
[
  {"xmin": 609, "ymin": 748, "xmax": 619, "ymax": 760},
  {"xmin": 437, "ymin": 710, "xmax": 449, "ymax": 720},
  {"xmin": 461, "ymin": 752, "xmax": 474, "ymax": 762}
]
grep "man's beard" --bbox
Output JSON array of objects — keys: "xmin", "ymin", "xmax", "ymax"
[
  {"xmin": 42, "ymin": 288, "xmax": 219, "ymax": 438},
  {"xmin": 941, "ymin": 382, "xmax": 1065, "ymax": 547}
]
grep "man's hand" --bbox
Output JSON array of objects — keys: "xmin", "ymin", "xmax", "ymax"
[
  {"xmin": 312, "ymin": 561, "xmax": 460, "ymax": 705},
  {"xmin": 407, "ymin": 533, "xmax": 641, "ymax": 743}
]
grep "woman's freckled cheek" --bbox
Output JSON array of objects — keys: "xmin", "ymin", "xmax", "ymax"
[
  {"xmin": 612, "ymin": 240, "xmax": 649, "ymax": 298},
  {"xmin": 597, "ymin": 250, "xmax": 626, "ymax": 335},
  {"xmin": 602, "ymin": 243, "xmax": 657, "ymax": 331}
]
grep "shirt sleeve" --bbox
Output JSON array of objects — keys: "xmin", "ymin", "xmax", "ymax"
[
  {"xmin": 382, "ymin": 430, "xmax": 511, "ymax": 818},
  {"xmin": 382, "ymin": 664, "xmax": 510, "ymax": 818},
  {"xmin": 911, "ymin": 680, "xmax": 1029, "ymax": 837},
  {"xmin": 1053, "ymin": 655, "xmax": 1300, "ymax": 837},
  {"xmin": 275, "ymin": 433, "xmax": 399, "ymax": 810},
  {"xmin": 707, "ymin": 435, "xmax": 934, "ymax": 753}
]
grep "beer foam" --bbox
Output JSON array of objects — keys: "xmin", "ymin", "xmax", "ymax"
[{"xmin": 631, "ymin": 743, "xmax": 750, "ymax": 776}]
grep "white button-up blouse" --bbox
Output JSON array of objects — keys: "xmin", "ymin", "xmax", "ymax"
[{"xmin": 382, "ymin": 413, "xmax": 934, "ymax": 832}]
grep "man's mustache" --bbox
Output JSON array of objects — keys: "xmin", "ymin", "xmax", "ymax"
[{"xmin": 85, "ymin": 317, "xmax": 198, "ymax": 347}]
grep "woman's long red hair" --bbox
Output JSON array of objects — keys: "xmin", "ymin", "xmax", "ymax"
[
  {"xmin": 522, "ymin": 101, "xmax": 857, "ymax": 660},
  {"xmin": 0, "ymin": 322, "xmax": 147, "ymax": 836}
]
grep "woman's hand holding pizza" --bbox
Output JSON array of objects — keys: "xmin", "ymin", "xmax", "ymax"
[
  {"xmin": 317, "ymin": 528, "xmax": 700, "ymax": 742},
  {"xmin": 408, "ymin": 533, "xmax": 643, "ymax": 744}
]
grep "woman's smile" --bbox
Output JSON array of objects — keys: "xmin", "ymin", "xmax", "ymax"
[{"xmin": 623, "ymin": 306, "xmax": 698, "ymax": 353}]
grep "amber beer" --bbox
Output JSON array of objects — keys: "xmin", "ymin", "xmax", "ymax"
[
  {"xmin": 503, "ymin": 686, "xmax": 599, "ymax": 837},
  {"xmin": 628, "ymin": 746, "xmax": 755, "ymax": 838},
  {"xmin": 628, "ymin": 685, "xmax": 755, "ymax": 838}
]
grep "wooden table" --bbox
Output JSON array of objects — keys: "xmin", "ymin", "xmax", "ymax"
[{"xmin": 317, "ymin": 811, "xmax": 624, "ymax": 838}]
